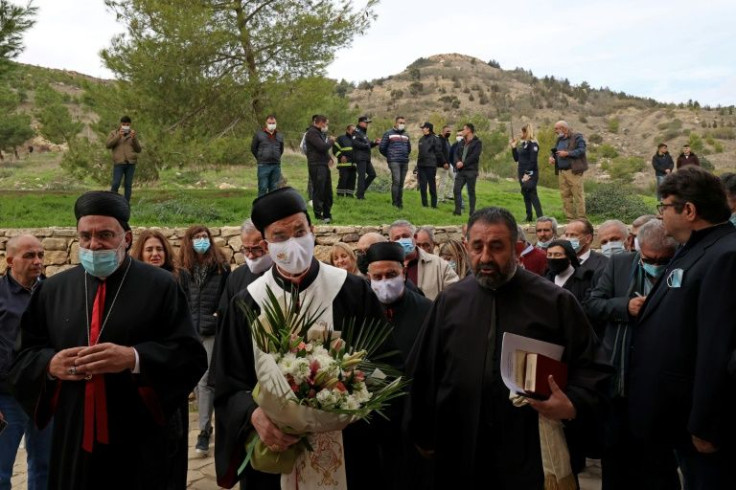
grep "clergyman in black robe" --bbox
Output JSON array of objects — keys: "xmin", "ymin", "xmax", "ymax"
[
  {"xmin": 8, "ymin": 191, "xmax": 207, "ymax": 490},
  {"xmin": 406, "ymin": 207, "xmax": 610, "ymax": 489}
]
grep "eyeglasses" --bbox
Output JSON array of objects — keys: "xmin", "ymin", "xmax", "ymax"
[
  {"xmin": 240, "ymin": 246, "xmax": 264, "ymax": 255},
  {"xmin": 656, "ymin": 202, "xmax": 680, "ymax": 214}
]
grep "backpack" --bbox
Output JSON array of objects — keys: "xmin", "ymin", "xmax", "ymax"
[{"xmin": 299, "ymin": 131, "xmax": 308, "ymax": 155}]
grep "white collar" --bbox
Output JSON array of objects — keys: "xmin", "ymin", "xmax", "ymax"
[
  {"xmin": 520, "ymin": 244, "xmax": 535, "ymax": 257},
  {"xmin": 578, "ymin": 249, "xmax": 591, "ymax": 264},
  {"xmin": 554, "ymin": 265, "xmax": 576, "ymax": 287}
]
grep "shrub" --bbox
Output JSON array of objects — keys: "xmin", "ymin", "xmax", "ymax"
[
  {"xmin": 688, "ymin": 133, "xmax": 704, "ymax": 152},
  {"xmin": 598, "ymin": 143, "xmax": 619, "ymax": 159},
  {"xmin": 588, "ymin": 133, "xmax": 603, "ymax": 144},
  {"xmin": 607, "ymin": 117, "xmax": 620, "ymax": 133},
  {"xmin": 606, "ymin": 156, "xmax": 645, "ymax": 182},
  {"xmin": 699, "ymin": 156, "xmax": 715, "ymax": 172},
  {"xmin": 587, "ymin": 183, "xmax": 653, "ymax": 221}
]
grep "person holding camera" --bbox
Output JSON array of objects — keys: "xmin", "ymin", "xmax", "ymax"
[{"xmin": 106, "ymin": 115, "xmax": 142, "ymax": 203}]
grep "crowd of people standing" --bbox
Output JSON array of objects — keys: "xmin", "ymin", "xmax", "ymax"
[{"xmin": 1, "ymin": 125, "xmax": 736, "ymax": 490}]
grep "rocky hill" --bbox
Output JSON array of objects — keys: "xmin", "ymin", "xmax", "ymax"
[{"xmin": 344, "ymin": 53, "xmax": 736, "ymax": 185}]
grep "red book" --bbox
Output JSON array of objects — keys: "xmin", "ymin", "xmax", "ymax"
[{"xmin": 522, "ymin": 352, "xmax": 568, "ymax": 399}]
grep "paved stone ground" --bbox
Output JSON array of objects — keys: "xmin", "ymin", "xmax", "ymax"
[{"xmin": 11, "ymin": 410, "xmax": 602, "ymax": 489}]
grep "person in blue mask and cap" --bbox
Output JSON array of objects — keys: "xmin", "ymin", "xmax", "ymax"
[{"xmin": 8, "ymin": 190, "xmax": 207, "ymax": 490}]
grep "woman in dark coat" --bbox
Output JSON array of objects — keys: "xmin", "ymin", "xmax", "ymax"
[{"xmin": 511, "ymin": 123, "xmax": 543, "ymax": 221}]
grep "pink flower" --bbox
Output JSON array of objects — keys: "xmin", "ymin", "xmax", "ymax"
[{"xmin": 335, "ymin": 382, "xmax": 347, "ymax": 393}]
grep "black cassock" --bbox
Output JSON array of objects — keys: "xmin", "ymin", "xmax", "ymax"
[
  {"xmin": 214, "ymin": 258, "xmax": 396, "ymax": 490},
  {"xmin": 406, "ymin": 268, "xmax": 610, "ymax": 489},
  {"xmin": 9, "ymin": 257, "xmax": 207, "ymax": 490}
]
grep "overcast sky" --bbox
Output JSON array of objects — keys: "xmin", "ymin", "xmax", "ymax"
[{"xmin": 17, "ymin": 0, "xmax": 735, "ymax": 106}]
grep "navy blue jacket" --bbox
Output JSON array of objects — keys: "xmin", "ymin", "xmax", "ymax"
[
  {"xmin": 0, "ymin": 273, "xmax": 41, "ymax": 393},
  {"xmin": 628, "ymin": 224, "xmax": 736, "ymax": 447},
  {"xmin": 379, "ymin": 128, "xmax": 411, "ymax": 164},
  {"xmin": 651, "ymin": 152, "xmax": 674, "ymax": 176},
  {"xmin": 512, "ymin": 140, "xmax": 540, "ymax": 180}
]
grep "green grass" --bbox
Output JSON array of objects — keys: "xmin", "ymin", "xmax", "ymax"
[{"xmin": 0, "ymin": 152, "xmax": 649, "ymax": 228}]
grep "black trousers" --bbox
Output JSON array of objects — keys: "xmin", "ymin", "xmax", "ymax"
[
  {"xmin": 417, "ymin": 166, "xmax": 438, "ymax": 207},
  {"xmin": 601, "ymin": 398, "xmax": 680, "ymax": 490},
  {"xmin": 308, "ymin": 165, "xmax": 332, "ymax": 220},
  {"xmin": 337, "ymin": 164, "xmax": 356, "ymax": 196},
  {"xmin": 454, "ymin": 171, "xmax": 477, "ymax": 215},
  {"xmin": 520, "ymin": 180, "xmax": 543, "ymax": 221},
  {"xmin": 355, "ymin": 159, "xmax": 376, "ymax": 198}
]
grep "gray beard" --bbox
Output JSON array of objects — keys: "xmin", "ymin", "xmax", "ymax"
[{"xmin": 475, "ymin": 262, "xmax": 518, "ymax": 290}]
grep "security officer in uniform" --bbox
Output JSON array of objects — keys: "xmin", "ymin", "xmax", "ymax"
[{"xmin": 333, "ymin": 125, "xmax": 356, "ymax": 197}]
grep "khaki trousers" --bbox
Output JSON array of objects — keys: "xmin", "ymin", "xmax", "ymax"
[{"xmin": 558, "ymin": 170, "xmax": 586, "ymax": 219}]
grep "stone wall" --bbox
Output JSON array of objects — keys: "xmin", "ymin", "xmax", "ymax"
[{"xmin": 0, "ymin": 224, "xmax": 556, "ymax": 276}]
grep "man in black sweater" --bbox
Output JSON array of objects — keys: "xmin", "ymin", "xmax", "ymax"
[
  {"xmin": 304, "ymin": 115, "xmax": 335, "ymax": 223},
  {"xmin": 452, "ymin": 123, "xmax": 483, "ymax": 216}
]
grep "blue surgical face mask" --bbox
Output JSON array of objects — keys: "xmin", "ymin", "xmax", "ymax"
[
  {"xmin": 642, "ymin": 261, "xmax": 667, "ymax": 280},
  {"xmin": 568, "ymin": 238, "xmax": 581, "ymax": 253},
  {"xmin": 193, "ymin": 237, "xmax": 211, "ymax": 254},
  {"xmin": 730, "ymin": 214, "xmax": 736, "ymax": 227},
  {"xmin": 601, "ymin": 241, "xmax": 626, "ymax": 257},
  {"xmin": 396, "ymin": 237, "xmax": 415, "ymax": 256},
  {"xmin": 537, "ymin": 239, "xmax": 552, "ymax": 249},
  {"xmin": 448, "ymin": 260, "xmax": 457, "ymax": 271},
  {"xmin": 79, "ymin": 245, "xmax": 122, "ymax": 279}
]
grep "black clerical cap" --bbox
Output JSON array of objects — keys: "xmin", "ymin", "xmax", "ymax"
[
  {"xmin": 547, "ymin": 239, "xmax": 580, "ymax": 268},
  {"xmin": 74, "ymin": 191, "xmax": 131, "ymax": 231},
  {"xmin": 251, "ymin": 187, "xmax": 310, "ymax": 234},
  {"xmin": 365, "ymin": 242, "xmax": 405, "ymax": 265}
]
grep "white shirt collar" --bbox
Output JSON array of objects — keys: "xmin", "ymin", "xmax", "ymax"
[
  {"xmin": 554, "ymin": 265, "xmax": 576, "ymax": 287},
  {"xmin": 520, "ymin": 244, "xmax": 535, "ymax": 257},
  {"xmin": 578, "ymin": 249, "xmax": 591, "ymax": 264}
]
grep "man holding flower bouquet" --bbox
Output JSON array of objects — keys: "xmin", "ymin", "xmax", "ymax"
[{"xmin": 214, "ymin": 187, "xmax": 402, "ymax": 490}]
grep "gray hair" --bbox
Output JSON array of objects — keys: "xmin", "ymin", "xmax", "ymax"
[
  {"xmin": 632, "ymin": 214, "xmax": 658, "ymax": 229},
  {"xmin": 599, "ymin": 219, "xmax": 629, "ymax": 239},
  {"xmin": 536, "ymin": 216, "xmax": 558, "ymax": 235},
  {"xmin": 389, "ymin": 219, "xmax": 416, "ymax": 235},
  {"xmin": 241, "ymin": 218, "xmax": 258, "ymax": 234},
  {"xmin": 416, "ymin": 226, "xmax": 435, "ymax": 243},
  {"xmin": 6, "ymin": 234, "xmax": 42, "ymax": 257},
  {"xmin": 637, "ymin": 220, "xmax": 677, "ymax": 252},
  {"xmin": 555, "ymin": 120, "xmax": 570, "ymax": 130},
  {"xmin": 516, "ymin": 225, "xmax": 528, "ymax": 244}
]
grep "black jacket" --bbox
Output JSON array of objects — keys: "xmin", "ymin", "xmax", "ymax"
[
  {"xmin": 0, "ymin": 273, "xmax": 41, "ymax": 393},
  {"xmin": 351, "ymin": 126, "xmax": 376, "ymax": 162},
  {"xmin": 250, "ymin": 129, "xmax": 284, "ymax": 165},
  {"xmin": 512, "ymin": 140, "xmax": 540, "ymax": 180},
  {"xmin": 453, "ymin": 136, "xmax": 482, "ymax": 173},
  {"xmin": 651, "ymin": 152, "xmax": 674, "ymax": 176},
  {"xmin": 628, "ymin": 224, "xmax": 736, "ymax": 447},
  {"xmin": 333, "ymin": 133, "xmax": 355, "ymax": 164},
  {"xmin": 304, "ymin": 125, "xmax": 332, "ymax": 166},
  {"xmin": 417, "ymin": 133, "xmax": 446, "ymax": 168},
  {"xmin": 181, "ymin": 264, "xmax": 231, "ymax": 337},
  {"xmin": 579, "ymin": 250, "xmax": 608, "ymax": 284}
]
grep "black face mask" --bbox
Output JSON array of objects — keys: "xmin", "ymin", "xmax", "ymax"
[
  {"xmin": 547, "ymin": 258, "xmax": 570, "ymax": 275},
  {"xmin": 443, "ymin": 132, "xmax": 451, "ymax": 138},
  {"xmin": 357, "ymin": 253, "xmax": 369, "ymax": 275}
]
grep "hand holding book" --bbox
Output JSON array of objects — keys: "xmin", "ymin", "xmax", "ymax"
[{"xmin": 527, "ymin": 375, "xmax": 576, "ymax": 421}]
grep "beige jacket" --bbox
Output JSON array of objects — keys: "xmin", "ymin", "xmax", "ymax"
[
  {"xmin": 106, "ymin": 130, "xmax": 142, "ymax": 164},
  {"xmin": 416, "ymin": 247, "xmax": 459, "ymax": 300}
]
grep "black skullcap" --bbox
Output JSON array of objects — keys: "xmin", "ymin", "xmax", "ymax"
[
  {"xmin": 547, "ymin": 239, "xmax": 580, "ymax": 268},
  {"xmin": 74, "ymin": 191, "xmax": 131, "ymax": 231},
  {"xmin": 251, "ymin": 187, "xmax": 309, "ymax": 234},
  {"xmin": 365, "ymin": 242, "xmax": 405, "ymax": 265}
]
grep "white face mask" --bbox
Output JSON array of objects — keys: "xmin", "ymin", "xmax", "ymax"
[
  {"xmin": 456, "ymin": 136, "xmax": 463, "ymax": 142},
  {"xmin": 267, "ymin": 234, "xmax": 314, "ymax": 275},
  {"xmin": 245, "ymin": 254, "xmax": 273, "ymax": 275},
  {"xmin": 321, "ymin": 125, "xmax": 329, "ymax": 133},
  {"xmin": 267, "ymin": 123, "xmax": 277, "ymax": 131},
  {"xmin": 370, "ymin": 276, "xmax": 405, "ymax": 304},
  {"xmin": 397, "ymin": 124, "xmax": 405, "ymax": 131},
  {"xmin": 634, "ymin": 237, "xmax": 641, "ymax": 252}
]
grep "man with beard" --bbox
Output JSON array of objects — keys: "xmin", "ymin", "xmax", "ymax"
[
  {"xmin": 406, "ymin": 206, "xmax": 608, "ymax": 489},
  {"xmin": 213, "ymin": 187, "xmax": 393, "ymax": 490}
]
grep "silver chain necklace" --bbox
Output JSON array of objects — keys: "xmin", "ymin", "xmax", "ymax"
[{"xmin": 84, "ymin": 258, "xmax": 132, "ymax": 347}]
